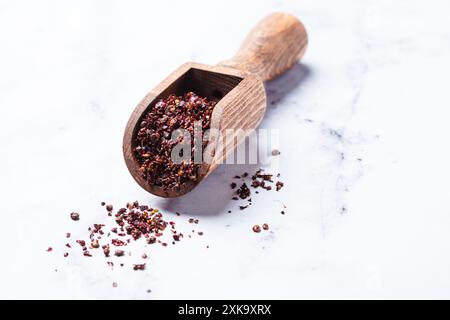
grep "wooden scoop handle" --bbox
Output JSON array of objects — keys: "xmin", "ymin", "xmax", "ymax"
[{"xmin": 220, "ymin": 12, "xmax": 308, "ymax": 81}]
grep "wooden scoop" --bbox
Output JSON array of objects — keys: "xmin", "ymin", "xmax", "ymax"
[{"xmin": 123, "ymin": 12, "xmax": 308, "ymax": 197}]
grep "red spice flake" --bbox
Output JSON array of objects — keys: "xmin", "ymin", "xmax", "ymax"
[
  {"xmin": 147, "ymin": 236, "xmax": 156, "ymax": 244},
  {"xmin": 239, "ymin": 205, "xmax": 249, "ymax": 210},
  {"xmin": 107, "ymin": 261, "xmax": 114, "ymax": 268},
  {"xmin": 175, "ymin": 212, "xmax": 181, "ymax": 216},
  {"xmin": 252, "ymin": 225, "xmax": 261, "ymax": 233},
  {"xmin": 66, "ymin": 233, "xmax": 71, "ymax": 238},
  {"xmin": 114, "ymin": 250, "xmax": 125, "ymax": 257},
  {"xmin": 103, "ymin": 244, "xmax": 110, "ymax": 257},
  {"xmin": 91, "ymin": 224, "xmax": 104, "ymax": 233},
  {"xmin": 111, "ymin": 239, "xmax": 127, "ymax": 247},
  {"xmin": 83, "ymin": 251, "xmax": 92, "ymax": 257},
  {"xmin": 142, "ymin": 253, "xmax": 147, "ymax": 259},
  {"xmin": 188, "ymin": 218, "xmax": 195, "ymax": 223},
  {"xmin": 66, "ymin": 243, "xmax": 71, "ymax": 248},
  {"xmin": 173, "ymin": 234, "xmax": 181, "ymax": 241},
  {"xmin": 276, "ymin": 181, "xmax": 284, "ymax": 191},
  {"xmin": 64, "ymin": 252, "xmax": 69, "ymax": 257},
  {"xmin": 70, "ymin": 212, "xmax": 80, "ymax": 221},
  {"xmin": 101, "ymin": 202, "xmax": 106, "ymax": 206},
  {"xmin": 112, "ymin": 282, "xmax": 118, "ymax": 288},
  {"xmin": 133, "ymin": 92, "xmax": 217, "ymax": 191},
  {"xmin": 106, "ymin": 205, "xmax": 113, "ymax": 212},
  {"xmin": 242, "ymin": 172, "xmax": 249, "ymax": 178},
  {"xmin": 262, "ymin": 223, "xmax": 269, "ymax": 230},
  {"xmin": 281, "ymin": 210, "xmax": 285, "ymax": 215},
  {"xmin": 161, "ymin": 243, "xmax": 168, "ymax": 247},
  {"xmin": 76, "ymin": 240, "xmax": 86, "ymax": 247},
  {"xmin": 198, "ymin": 231, "xmax": 204, "ymax": 236},
  {"xmin": 133, "ymin": 264, "xmax": 146, "ymax": 271},
  {"xmin": 46, "ymin": 247, "xmax": 53, "ymax": 252},
  {"xmin": 251, "ymin": 180, "xmax": 261, "ymax": 188},
  {"xmin": 230, "ymin": 182, "xmax": 237, "ymax": 189},
  {"xmin": 236, "ymin": 183, "xmax": 251, "ymax": 199},
  {"xmin": 233, "ymin": 175, "xmax": 241, "ymax": 179}
]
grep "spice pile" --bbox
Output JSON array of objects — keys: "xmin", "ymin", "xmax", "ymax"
[
  {"xmin": 51, "ymin": 201, "xmax": 206, "ymax": 273},
  {"xmin": 134, "ymin": 92, "xmax": 216, "ymax": 190}
]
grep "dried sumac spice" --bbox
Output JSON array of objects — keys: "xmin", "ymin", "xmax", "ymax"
[
  {"xmin": 133, "ymin": 264, "xmax": 146, "ymax": 271},
  {"xmin": 70, "ymin": 212, "xmax": 80, "ymax": 221},
  {"xmin": 276, "ymin": 181, "xmax": 284, "ymax": 191},
  {"xmin": 133, "ymin": 92, "xmax": 216, "ymax": 191},
  {"xmin": 114, "ymin": 250, "xmax": 125, "ymax": 257}
]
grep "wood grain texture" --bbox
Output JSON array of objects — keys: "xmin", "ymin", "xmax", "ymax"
[
  {"xmin": 219, "ymin": 12, "xmax": 308, "ymax": 81},
  {"xmin": 123, "ymin": 12, "xmax": 307, "ymax": 197}
]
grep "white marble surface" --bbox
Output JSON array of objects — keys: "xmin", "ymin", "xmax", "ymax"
[{"xmin": 1, "ymin": 0, "xmax": 450, "ymax": 299}]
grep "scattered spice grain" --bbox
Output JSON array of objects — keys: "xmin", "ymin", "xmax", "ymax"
[
  {"xmin": 114, "ymin": 250, "xmax": 125, "ymax": 257},
  {"xmin": 271, "ymin": 149, "xmax": 281, "ymax": 156},
  {"xmin": 236, "ymin": 183, "xmax": 251, "ymax": 199},
  {"xmin": 276, "ymin": 181, "xmax": 284, "ymax": 191},
  {"xmin": 252, "ymin": 225, "xmax": 261, "ymax": 233},
  {"xmin": 70, "ymin": 212, "xmax": 80, "ymax": 221}
]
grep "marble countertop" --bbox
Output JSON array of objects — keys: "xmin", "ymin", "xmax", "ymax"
[{"xmin": 1, "ymin": 0, "xmax": 450, "ymax": 299}]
